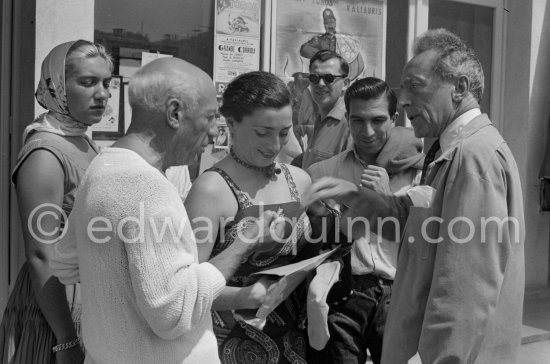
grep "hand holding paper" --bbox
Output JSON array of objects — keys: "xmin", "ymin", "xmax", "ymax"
[
  {"xmin": 237, "ymin": 210, "xmax": 287, "ymax": 253},
  {"xmin": 233, "ymin": 248, "xmax": 341, "ymax": 331}
]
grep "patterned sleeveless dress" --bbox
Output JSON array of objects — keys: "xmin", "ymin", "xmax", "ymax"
[{"xmin": 207, "ymin": 164, "xmax": 316, "ymax": 364}]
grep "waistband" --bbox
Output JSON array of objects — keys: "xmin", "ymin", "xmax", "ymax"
[{"xmin": 352, "ymin": 273, "xmax": 393, "ymax": 287}]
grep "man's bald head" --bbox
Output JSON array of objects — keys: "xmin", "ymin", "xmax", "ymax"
[{"xmin": 129, "ymin": 57, "xmax": 212, "ymax": 114}]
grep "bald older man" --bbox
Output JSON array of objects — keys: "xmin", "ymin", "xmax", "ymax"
[{"xmin": 51, "ymin": 58, "xmax": 279, "ymax": 364}]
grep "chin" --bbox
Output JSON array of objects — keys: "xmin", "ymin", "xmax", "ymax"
[{"xmin": 83, "ymin": 118, "xmax": 102, "ymax": 126}]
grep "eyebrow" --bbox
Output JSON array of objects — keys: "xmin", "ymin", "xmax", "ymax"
[
  {"xmin": 253, "ymin": 124, "xmax": 293, "ymax": 130},
  {"xmin": 349, "ymin": 113, "xmax": 389, "ymax": 119}
]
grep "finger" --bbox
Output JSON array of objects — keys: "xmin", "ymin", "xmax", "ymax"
[
  {"xmin": 303, "ymin": 178, "xmax": 356, "ymax": 206},
  {"xmin": 270, "ymin": 217, "xmax": 286, "ymax": 241},
  {"xmin": 259, "ymin": 210, "xmax": 278, "ymax": 226},
  {"xmin": 365, "ymin": 165, "xmax": 385, "ymax": 171},
  {"xmin": 362, "ymin": 169, "xmax": 382, "ymax": 177},
  {"xmin": 361, "ymin": 173, "xmax": 376, "ymax": 181},
  {"xmin": 307, "ymin": 189, "xmax": 341, "ymax": 204},
  {"xmin": 361, "ymin": 180, "xmax": 375, "ymax": 189}
]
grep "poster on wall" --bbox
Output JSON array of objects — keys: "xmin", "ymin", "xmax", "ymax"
[
  {"xmin": 213, "ymin": 0, "xmax": 262, "ymax": 97},
  {"xmin": 272, "ymin": 0, "xmax": 386, "ymax": 81},
  {"xmin": 92, "ymin": 76, "xmax": 124, "ymax": 140}
]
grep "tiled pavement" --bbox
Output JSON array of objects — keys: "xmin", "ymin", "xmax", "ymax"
[{"xmin": 521, "ymin": 293, "xmax": 550, "ymax": 363}]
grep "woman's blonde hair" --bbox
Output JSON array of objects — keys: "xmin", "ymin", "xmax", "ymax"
[{"xmin": 65, "ymin": 40, "xmax": 114, "ymax": 78}]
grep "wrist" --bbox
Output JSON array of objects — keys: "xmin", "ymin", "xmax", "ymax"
[
  {"xmin": 54, "ymin": 330, "xmax": 79, "ymax": 345},
  {"xmin": 229, "ymin": 238, "xmax": 254, "ymax": 255},
  {"xmin": 52, "ymin": 337, "xmax": 81, "ymax": 353},
  {"xmin": 244, "ymin": 284, "xmax": 263, "ymax": 308}
]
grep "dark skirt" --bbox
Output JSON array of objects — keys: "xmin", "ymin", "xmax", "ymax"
[{"xmin": 0, "ymin": 262, "xmax": 81, "ymax": 364}]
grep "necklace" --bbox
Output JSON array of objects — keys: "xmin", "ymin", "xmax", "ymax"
[{"xmin": 230, "ymin": 146, "xmax": 281, "ymax": 179}]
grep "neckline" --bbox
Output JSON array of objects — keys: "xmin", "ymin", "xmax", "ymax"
[{"xmin": 230, "ymin": 146, "xmax": 281, "ymax": 179}]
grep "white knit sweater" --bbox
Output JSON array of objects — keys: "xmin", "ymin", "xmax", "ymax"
[{"xmin": 51, "ymin": 148, "xmax": 226, "ymax": 364}]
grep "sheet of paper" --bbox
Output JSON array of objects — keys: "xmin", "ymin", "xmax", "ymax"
[{"xmin": 250, "ymin": 248, "xmax": 339, "ymax": 277}]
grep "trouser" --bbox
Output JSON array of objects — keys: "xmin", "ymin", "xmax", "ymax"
[{"xmin": 308, "ymin": 274, "xmax": 392, "ymax": 364}]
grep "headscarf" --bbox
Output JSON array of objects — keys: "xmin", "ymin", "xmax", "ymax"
[{"xmin": 23, "ymin": 40, "xmax": 92, "ymax": 143}]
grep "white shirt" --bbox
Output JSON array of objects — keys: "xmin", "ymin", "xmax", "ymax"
[
  {"xmin": 440, "ymin": 108, "xmax": 481, "ymax": 154},
  {"xmin": 406, "ymin": 108, "xmax": 482, "ymax": 208}
]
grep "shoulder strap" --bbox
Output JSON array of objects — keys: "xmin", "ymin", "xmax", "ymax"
[
  {"xmin": 206, "ymin": 167, "xmax": 253, "ymax": 209},
  {"xmin": 280, "ymin": 164, "xmax": 300, "ymax": 202}
]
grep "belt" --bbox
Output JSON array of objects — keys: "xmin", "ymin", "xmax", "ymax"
[
  {"xmin": 330, "ymin": 290, "xmax": 354, "ymax": 307},
  {"xmin": 352, "ymin": 274, "xmax": 393, "ymax": 287}
]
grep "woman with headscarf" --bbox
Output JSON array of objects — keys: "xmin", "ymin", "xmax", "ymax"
[{"xmin": 0, "ymin": 40, "xmax": 112, "ymax": 364}]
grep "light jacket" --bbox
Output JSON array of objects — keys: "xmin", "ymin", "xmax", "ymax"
[{"xmin": 382, "ymin": 114, "xmax": 525, "ymax": 364}]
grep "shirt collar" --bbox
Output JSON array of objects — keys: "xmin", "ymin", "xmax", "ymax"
[
  {"xmin": 350, "ymin": 147, "xmax": 369, "ymax": 168},
  {"xmin": 325, "ymin": 97, "xmax": 346, "ymax": 121},
  {"xmin": 440, "ymin": 108, "xmax": 481, "ymax": 153}
]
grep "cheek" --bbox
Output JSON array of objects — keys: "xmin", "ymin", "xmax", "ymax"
[
  {"xmin": 66, "ymin": 86, "xmax": 89, "ymax": 113},
  {"xmin": 350, "ymin": 125, "xmax": 362, "ymax": 137}
]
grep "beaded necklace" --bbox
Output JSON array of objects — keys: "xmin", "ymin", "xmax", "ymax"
[{"xmin": 230, "ymin": 146, "xmax": 281, "ymax": 179}]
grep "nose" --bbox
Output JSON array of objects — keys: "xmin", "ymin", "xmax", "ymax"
[
  {"xmin": 208, "ymin": 120, "xmax": 218, "ymax": 140},
  {"xmin": 398, "ymin": 88, "xmax": 410, "ymax": 109},
  {"xmin": 94, "ymin": 83, "xmax": 109, "ymax": 101},
  {"xmin": 266, "ymin": 134, "xmax": 283, "ymax": 154},
  {"xmin": 364, "ymin": 122, "xmax": 375, "ymax": 137}
]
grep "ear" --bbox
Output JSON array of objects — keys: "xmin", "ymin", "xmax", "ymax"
[
  {"xmin": 391, "ymin": 111, "xmax": 399, "ymax": 125},
  {"xmin": 342, "ymin": 77, "xmax": 351, "ymax": 92},
  {"xmin": 166, "ymin": 98, "xmax": 183, "ymax": 130},
  {"xmin": 452, "ymin": 75, "xmax": 470, "ymax": 103},
  {"xmin": 226, "ymin": 117, "xmax": 236, "ymax": 133}
]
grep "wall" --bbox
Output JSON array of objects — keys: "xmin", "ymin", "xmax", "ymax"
[
  {"xmin": 34, "ymin": 0, "xmax": 95, "ymax": 117},
  {"xmin": 526, "ymin": 0, "xmax": 550, "ymax": 289},
  {"xmin": 503, "ymin": 0, "xmax": 550, "ymax": 289}
]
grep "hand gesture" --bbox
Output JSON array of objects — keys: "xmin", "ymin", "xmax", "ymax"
[
  {"xmin": 360, "ymin": 165, "xmax": 391, "ymax": 195},
  {"xmin": 246, "ymin": 276, "xmax": 280, "ymax": 308},
  {"xmin": 302, "ymin": 177, "xmax": 359, "ymax": 209},
  {"xmin": 239, "ymin": 210, "xmax": 286, "ymax": 252}
]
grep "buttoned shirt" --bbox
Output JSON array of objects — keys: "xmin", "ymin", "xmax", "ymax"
[
  {"xmin": 308, "ymin": 127, "xmax": 425, "ymax": 279},
  {"xmin": 301, "ymin": 97, "xmax": 351, "ymax": 169}
]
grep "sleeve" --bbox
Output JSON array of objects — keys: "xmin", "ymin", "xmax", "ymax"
[
  {"xmin": 307, "ymin": 161, "xmax": 329, "ymax": 181},
  {"xmin": 404, "ymin": 185, "xmax": 435, "ymax": 207},
  {"xmin": 123, "ymin": 198, "xmax": 226, "ymax": 340},
  {"xmin": 417, "ymin": 150, "xmax": 520, "ymax": 362}
]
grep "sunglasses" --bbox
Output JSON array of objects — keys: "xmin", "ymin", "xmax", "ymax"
[{"xmin": 308, "ymin": 73, "xmax": 347, "ymax": 84}]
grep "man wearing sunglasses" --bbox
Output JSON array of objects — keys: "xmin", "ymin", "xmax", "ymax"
[{"xmin": 299, "ymin": 50, "xmax": 353, "ymax": 169}]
